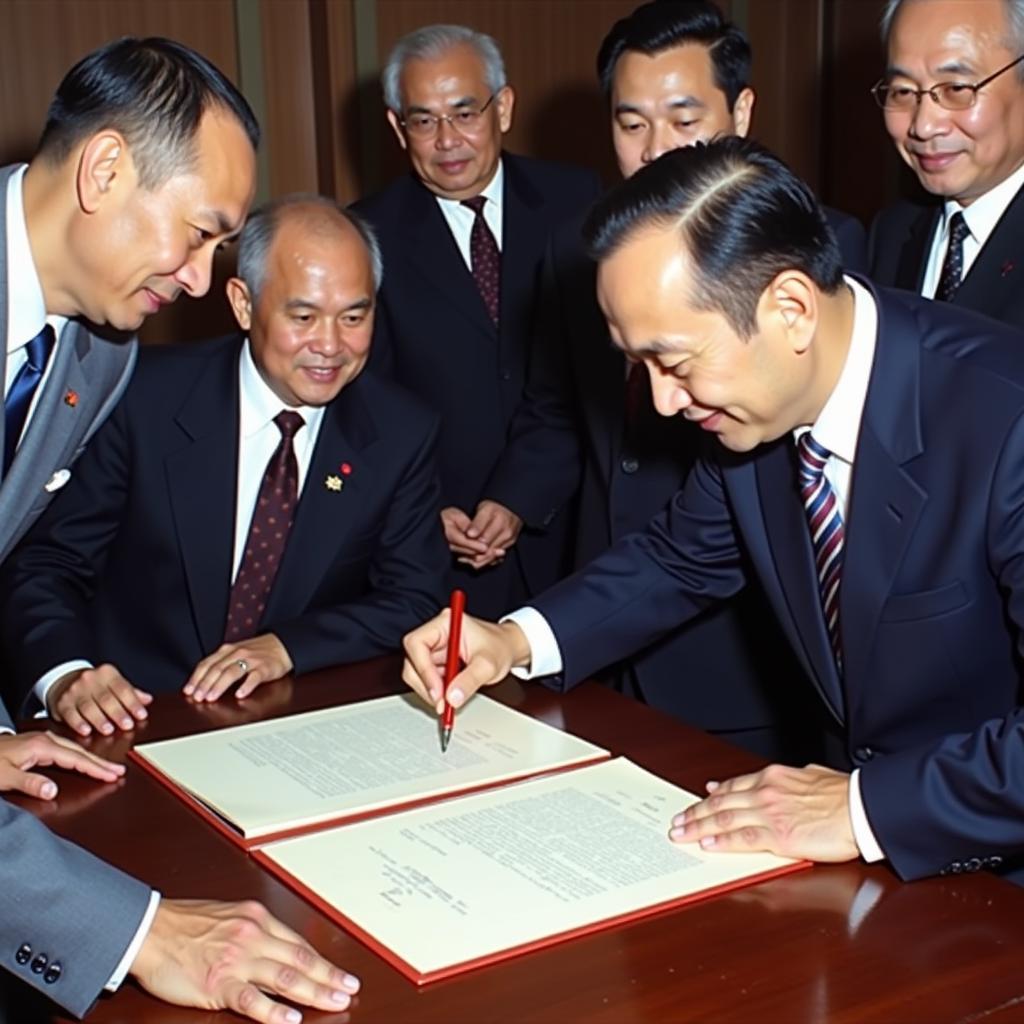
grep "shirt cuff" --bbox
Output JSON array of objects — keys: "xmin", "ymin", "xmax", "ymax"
[
  {"xmin": 849, "ymin": 768, "xmax": 885, "ymax": 863},
  {"xmin": 105, "ymin": 890, "xmax": 160, "ymax": 991},
  {"xmin": 32, "ymin": 660, "xmax": 93, "ymax": 717},
  {"xmin": 500, "ymin": 607, "xmax": 563, "ymax": 679}
]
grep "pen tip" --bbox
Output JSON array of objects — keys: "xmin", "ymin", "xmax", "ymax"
[{"xmin": 441, "ymin": 726, "xmax": 451, "ymax": 753}]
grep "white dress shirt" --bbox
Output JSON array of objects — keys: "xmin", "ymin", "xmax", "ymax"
[
  {"xmin": 3, "ymin": 164, "xmax": 159, "ymax": 991},
  {"xmin": 506, "ymin": 276, "xmax": 886, "ymax": 863},
  {"xmin": 920, "ymin": 161, "xmax": 1024, "ymax": 299},
  {"xmin": 434, "ymin": 159, "xmax": 504, "ymax": 268},
  {"xmin": 5, "ymin": 165, "xmax": 67, "ymax": 444}
]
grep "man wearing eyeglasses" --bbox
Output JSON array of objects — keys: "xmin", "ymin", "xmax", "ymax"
[
  {"xmin": 870, "ymin": 0, "xmax": 1024, "ymax": 328},
  {"xmin": 352, "ymin": 25, "xmax": 602, "ymax": 620}
]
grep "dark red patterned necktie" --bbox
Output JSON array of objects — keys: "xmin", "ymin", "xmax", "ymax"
[
  {"xmin": 461, "ymin": 195, "xmax": 500, "ymax": 325},
  {"xmin": 224, "ymin": 410, "xmax": 304, "ymax": 642}
]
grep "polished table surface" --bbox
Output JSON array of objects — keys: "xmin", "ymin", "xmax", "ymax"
[{"xmin": 5, "ymin": 657, "xmax": 1024, "ymax": 1024}]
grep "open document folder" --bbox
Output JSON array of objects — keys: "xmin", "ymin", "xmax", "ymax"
[
  {"xmin": 130, "ymin": 693, "xmax": 609, "ymax": 847},
  {"xmin": 255, "ymin": 756, "xmax": 807, "ymax": 983}
]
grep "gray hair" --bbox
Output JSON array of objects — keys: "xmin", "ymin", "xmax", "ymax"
[
  {"xmin": 881, "ymin": 0, "xmax": 1024, "ymax": 80},
  {"xmin": 381, "ymin": 24, "xmax": 507, "ymax": 113},
  {"xmin": 236, "ymin": 193, "xmax": 383, "ymax": 301}
]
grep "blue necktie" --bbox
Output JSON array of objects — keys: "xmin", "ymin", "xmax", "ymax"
[
  {"xmin": 796, "ymin": 431, "xmax": 845, "ymax": 672},
  {"xmin": 4, "ymin": 325, "xmax": 55, "ymax": 474}
]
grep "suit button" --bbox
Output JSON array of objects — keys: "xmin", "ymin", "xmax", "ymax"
[
  {"xmin": 43, "ymin": 962, "xmax": 62, "ymax": 985},
  {"xmin": 15, "ymin": 944, "xmax": 31, "ymax": 965},
  {"xmin": 30, "ymin": 953, "xmax": 48, "ymax": 974},
  {"xmin": 499, "ymin": 369, "xmax": 511, "ymax": 381},
  {"xmin": 949, "ymin": 861, "xmax": 964, "ymax": 874},
  {"xmin": 987, "ymin": 855, "xmax": 1005, "ymax": 869},
  {"xmin": 854, "ymin": 746, "xmax": 874, "ymax": 762},
  {"xmin": 966, "ymin": 857, "xmax": 983, "ymax": 872},
  {"xmin": 620, "ymin": 457, "xmax": 640, "ymax": 474}
]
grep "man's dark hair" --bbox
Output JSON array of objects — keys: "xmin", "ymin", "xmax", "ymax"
[
  {"xmin": 596, "ymin": 1, "xmax": 751, "ymax": 107},
  {"xmin": 584, "ymin": 137, "xmax": 844, "ymax": 338},
  {"xmin": 37, "ymin": 37, "xmax": 260, "ymax": 189}
]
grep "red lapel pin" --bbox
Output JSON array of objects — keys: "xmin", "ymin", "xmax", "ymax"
[
  {"xmin": 1001, "ymin": 260, "xmax": 1015, "ymax": 277},
  {"xmin": 63, "ymin": 389, "xmax": 78, "ymax": 407}
]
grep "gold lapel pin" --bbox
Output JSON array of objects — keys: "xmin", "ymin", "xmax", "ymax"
[{"xmin": 325, "ymin": 474, "xmax": 343, "ymax": 492}]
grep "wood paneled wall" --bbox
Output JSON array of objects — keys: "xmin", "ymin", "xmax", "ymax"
[{"xmin": 0, "ymin": 0, "xmax": 898, "ymax": 343}]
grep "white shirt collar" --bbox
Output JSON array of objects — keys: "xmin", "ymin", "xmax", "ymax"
[
  {"xmin": 6, "ymin": 165, "xmax": 48, "ymax": 354},
  {"xmin": 238, "ymin": 339, "xmax": 325, "ymax": 439},
  {"xmin": 434, "ymin": 158, "xmax": 504, "ymax": 214},
  {"xmin": 797, "ymin": 276, "xmax": 878, "ymax": 465},
  {"xmin": 942, "ymin": 160, "xmax": 1024, "ymax": 247}
]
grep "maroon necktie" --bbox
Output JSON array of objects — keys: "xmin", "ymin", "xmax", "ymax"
[
  {"xmin": 461, "ymin": 195, "xmax": 500, "ymax": 325},
  {"xmin": 224, "ymin": 410, "xmax": 304, "ymax": 642}
]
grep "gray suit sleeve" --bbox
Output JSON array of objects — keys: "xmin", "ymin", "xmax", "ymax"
[{"xmin": 0, "ymin": 797, "xmax": 152, "ymax": 1018}]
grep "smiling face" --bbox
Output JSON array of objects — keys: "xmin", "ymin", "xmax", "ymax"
[
  {"xmin": 228, "ymin": 212, "xmax": 376, "ymax": 408},
  {"xmin": 66, "ymin": 105, "xmax": 256, "ymax": 330},
  {"xmin": 884, "ymin": 0, "xmax": 1024, "ymax": 203},
  {"xmin": 596, "ymin": 223, "xmax": 825, "ymax": 452},
  {"xmin": 610, "ymin": 44, "xmax": 753, "ymax": 179},
  {"xmin": 386, "ymin": 43, "xmax": 513, "ymax": 200}
]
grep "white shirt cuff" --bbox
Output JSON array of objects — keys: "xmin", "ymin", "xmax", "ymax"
[
  {"xmin": 500, "ymin": 607, "xmax": 563, "ymax": 679},
  {"xmin": 849, "ymin": 768, "xmax": 885, "ymax": 863},
  {"xmin": 32, "ymin": 660, "xmax": 93, "ymax": 717},
  {"xmin": 105, "ymin": 890, "xmax": 160, "ymax": 991},
  {"xmin": 0, "ymin": 727, "xmax": 12, "ymax": 735}
]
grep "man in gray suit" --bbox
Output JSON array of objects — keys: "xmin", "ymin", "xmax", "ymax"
[{"xmin": 1, "ymin": 38, "xmax": 360, "ymax": 1021}]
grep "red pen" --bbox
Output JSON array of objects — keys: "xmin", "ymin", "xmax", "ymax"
[{"xmin": 441, "ymin": 589, "xmax": 466, "ymax": 752}]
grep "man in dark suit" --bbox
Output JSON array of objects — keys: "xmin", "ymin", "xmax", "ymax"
[
  {"xmin": 485, "ymin": 1, "xmax": 866, "ymax": 760},
  {"xmin": 405, "ymin": 138, "xmax": 1024, "ymax": 883},
  {"xmin": 0, "ymin": 39, "xmax": 361, "ymax": 1022},
  {"xmin": 1, "ymin": 195, "xmax": 448, "ymax": 738},
  {"xmin": 352, "ymin": 24, "xmax": 602, "ymax": 619},
  {"xmin": 869, "ymin": 0, "xmax": 1024, "ymax": 326}
]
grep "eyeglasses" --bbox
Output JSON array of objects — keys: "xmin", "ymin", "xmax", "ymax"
[
  {"xmin": 399, "ymin": 93, "xmax": 497, "ymax": 138},
  {"xmin": 871, "ymin": 54, "xmax": 1024, "ymax": 111}
]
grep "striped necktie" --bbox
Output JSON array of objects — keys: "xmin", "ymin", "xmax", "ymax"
[{"xmin": 796, "ymin": 431, "xmax": 844, "ymax": 671}]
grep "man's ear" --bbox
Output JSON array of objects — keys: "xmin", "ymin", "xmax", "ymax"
[
  {"xmin": 732, "ymin": 87, "xmax": 755, "ymax": 139},
  {"xmin": 762, "ymin": 270, "xmax": 817, "ymax": 354},
  {"xmin": 226, "ymin": 277, "xmax": 253, "ymax": 331},
  {"xmin": 75, "ymin": 131, "xmax": 129, "ymax": 214},
  {"xmin": 386, "ymin": 109, "xmax": 409, "ymax": 151},
  {"xmin": 496, "ymin": 85, "xmax": 515, "ymax": 134}
]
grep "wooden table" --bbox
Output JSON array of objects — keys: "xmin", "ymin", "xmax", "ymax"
[{"xmin": 4, "ymin": 657, "xmax": 1024, "ymax": 1023}]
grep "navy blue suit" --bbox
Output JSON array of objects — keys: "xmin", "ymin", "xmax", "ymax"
[
  {"xmin": 486, "ymin": 208, "xmax": 866, "ymax": 753},
  {"xmin": 529, "ymin": 282, "xmax": 1024, "ymax": 881},
  {"xmin": 352, "ymin": 153, "xmax": 602, "ymax": 619},
  {"xmin": 0, "ymin": 336, "xmax": 449, "ymax": 707}
]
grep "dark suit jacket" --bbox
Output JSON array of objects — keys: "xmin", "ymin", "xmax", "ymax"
[
  {"xmin": 0, "ymin": 336, "xmax": 449, "ymax": 706},
  {"xmin": 485, "ymin": 207, "xmax": 866, "ymax": 737},
  {"xmin": 530, "ymin": 281, "xmax": 1024, "ymax": 881},
  {"xmin": 869, "ymin": 184, "xmax": 1024, "ymax": 327},
  {"xmin": 352, "ymin": 153, "xmax": 602, "ymax": 618}
]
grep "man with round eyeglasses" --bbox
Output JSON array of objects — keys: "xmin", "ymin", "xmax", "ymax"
[
  {"xmin": 352, "ymin": 25, "xmax": 601, "ymax": 620},
  {"xmin": 870, "ymin": 0, "xmax": 1024, "ymax": 328}
]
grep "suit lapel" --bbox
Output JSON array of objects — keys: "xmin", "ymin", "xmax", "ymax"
[
  {"xmin": 164, "ymin": 345, "xmax": 239, "ymax": 653},
  {"xmin": 755, "ymin": 438, "xmax": 845, "ymax": 719},
  {"xmin": 261, "ymin": 374, "xmax": 379, "ymax": 625},
  {"xmin": 955, "ymin": 183, "xmax": 1024, "ymax": 318},
  {"xmin": 499, "ymin": 156, "xmax": 547, "ymax": 347},
  {"xmin": 840, "ymin": 288, "xmax": 927, "ymax": 693},
  {"xmin": 402, "ymin": 177, "xmax": 495, "ymax": 337},
  {"xmin": 894, "ymin": 206, "xmax": 938, "ymax": 293},
  {"xmin": 0, "ymin": 166, "xmax": 10, "ymax": 463}
]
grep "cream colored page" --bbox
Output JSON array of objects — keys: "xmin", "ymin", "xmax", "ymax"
[
  {"xmin": 135, "ymin": 694, "xmax": 608, "ymax": 837},
  {"xmin": 261, "ymin": 758, "xmax": 798, "ymax": 975}
]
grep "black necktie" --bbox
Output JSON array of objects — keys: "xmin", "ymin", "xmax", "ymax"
[
  {"xmin": 935, "ymin": 211, "xmax": 970, "ymax": 303},
  {"xmin": 4, "ymin": 325, "xmax": 55, "ymax": 474}
]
